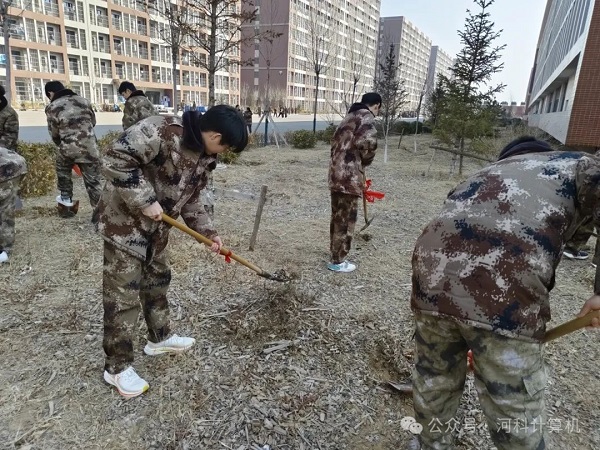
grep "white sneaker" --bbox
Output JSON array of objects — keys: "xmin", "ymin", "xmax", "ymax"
[
  {"xmin": 144, "ymin": 334, "xmax": 196, "ymax": 356},
  {"xmin": 0, "ymin": 251, "xmax": 8, "ymax": 263},
  {"xmin": 327, "ymin": 260, "xmax": 357, "ymax": 273},
  {"xmin": 56, "ymin": 194, "xmax": 74, "ymax": 207},
  {"xmin": 103, "ymin": 366, "xmax": 149, "ymax": 398}
]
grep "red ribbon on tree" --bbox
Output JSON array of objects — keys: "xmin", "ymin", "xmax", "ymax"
[{"xmin": 364, "ymin": 179, "xmax": 385, "ymax": 203}]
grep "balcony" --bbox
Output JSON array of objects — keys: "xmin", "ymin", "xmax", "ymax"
[
  {"xmin": 137, "ymin": 25, "xmax": 147, "ymax": 35},
  {"xmin": 46, "ymin": 4, "xmax": 60, "ymax": 17},
  {"xmin": 99, "ymin": 69, "xmax": 112, "ymax": 78},
  {"xmin": 49, "ymin": 62, "xmax": 65, "ymax": 74},
  {"xmin": 139, "ymin": 73, "xmax": 149, "ymax": 81},
  {"xmin": 96, "ymin": 16, "xmax": 108, "ymax": 27},
  {"xmin": 98, "ymin": 43, "xmax": 110, "ymax": 53},
  {"xmin": 12, "ymin": 54, "xmax": 28, "ymax": 70},
  {"xmin": 66, "ymin": 36, "xmax": 79, "ymax": 49},
  {"xmin": 63, "ymin": 8, "xmax": 76, "ymax": 20},
  {"xmin": 47, "ymin": 35, "xmax": 63, "ymax": 46},
  {"xmin": 112, "ymin": 18, "xmax": 122, "ymax": 30},
  {"xmin": 69, "ymin": 67, "xmax": 81, "ymax": 76},
  {"xmin": 115, "ymin": 67, "xmax": 124, "ymax": 78},
  {"xmin": 138, "ymin": 49, "xmax": 148, "ymax": 59}
]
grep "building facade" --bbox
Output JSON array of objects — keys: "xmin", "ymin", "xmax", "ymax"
[
  {"xmin": 0, "ymin": 0, "xmax": 239, "ymax": 108},
  {"xmin": 526, "ymin": 0, "xmax": 600, "ymax": 149},
  {"xmin": 240, "ymin": 0, "xmax": 381, "ymax": 114},
  {"xmin": 425, "ymin": 45, "xmax": 453, "ymax": 91},
  {"xmin": 376, "ymin": 16, "xmax": 432, "ymax": 113}
]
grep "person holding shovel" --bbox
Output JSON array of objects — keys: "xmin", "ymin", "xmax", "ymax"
[
  {"xmin": 410, "ymin": 136, "xmax": 600, "ymax": 450},
  {"xmin": 44, "ymin": 81, "xmax": 102, "ymax": 222},
  {"xmin": 327, "ymin": 92, "xmax": 381, "ymax": 273},
  {"xmin": 96, "ymin": 105, "xmax": 248, "ymax": 398}
]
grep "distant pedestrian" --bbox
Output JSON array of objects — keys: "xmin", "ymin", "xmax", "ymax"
[
  {"xmin": 243, "ymin": 107, "xmax": 253, "ymax": 134},
  {"xmin": 327, "ymin": 92, "xmax": 381, "ymax": 273}
]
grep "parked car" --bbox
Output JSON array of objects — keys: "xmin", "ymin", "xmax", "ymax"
[{"xmin": 154, "ymin": 104, "xmax": 168, "ymax": 113}]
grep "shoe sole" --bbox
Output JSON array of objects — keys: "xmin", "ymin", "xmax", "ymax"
[
  {"xmin": 563, "ymin": 253, "xmax": 589, "ymax": 260},
  {"xmin": 103, "ymin": 372, "xmax": 149, "ymax": 398},
  {"xmin": 143, "ymin": 343, "xmax": 195, "ymax": 356}
]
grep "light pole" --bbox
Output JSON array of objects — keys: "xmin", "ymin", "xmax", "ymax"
[{"xmin": 1, "ymin": 0, "xmax": 11, "ymax": 104}]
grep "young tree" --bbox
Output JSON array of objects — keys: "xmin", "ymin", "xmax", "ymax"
[
  {"xmin": 184, "ymin": 0, "xmax": 279, "ymax": 107},
  {"xmin": 304, "ymin": 2, "xmax": 335, "ymax": 132},
  {"xmin": 435, "ymin": 0, "xmax": 506, "ymax": 174},
  {"xmin": 374, "ymin": 43, "xmax": 408, "ymax": 163},
  {"xmin": 328, "ymin": 32, "xmax": 369, "ymax": 119},
  {"xmin": 424, "ymin": 74, "xmax": 447, "ymax": 127},
  {"xmin": 146, "ymin": 0, "xmax": 193, "ymax": 110}
]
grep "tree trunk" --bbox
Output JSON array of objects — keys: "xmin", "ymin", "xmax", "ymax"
[
  {"xmin": 312, "ymin": 72, "xmax": 320, "ymax": 133},
  {"xmin": 384, "ymin": 134, "xmax": 389, "ymax": 163},
  {"xmin": 3, "ymin": 19, "xmax": 11, "ymax": 105},
  {"xmin": 172, "ymin": 46, "xmax": 178, "ymax": 111},
  {"xmin": 208, "ymin": 2, "xmax": 218, "ymax": 107},
  {"xmin": 459, "ymin": 137, "xmax": 465, "ymax": 175}
]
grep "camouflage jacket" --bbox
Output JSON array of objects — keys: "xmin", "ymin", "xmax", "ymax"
[
  {"xmin": 97, "ymin": 115, "xmax": 217, "ymax": 261},
  {"xmin": 328, "ymin": 103, "xmax": 377, "ymax": 196},
  {"xmin": 412, "ymin": 151, "xmax": 600, "ymax": 341},
  {"xmin": 0, "ymin": 98, "xmax": 19, "ymax": 151},
  {"xmin": 122, "ymin": 90, "xmax": 156, "ymax": 130},
  {"xmin": 0, "ymin": 146, "xmax": 27, "ymax": 183},
  {"xmin": 45, "ymin": 89, "xmax": 99, "ymax": 163}
]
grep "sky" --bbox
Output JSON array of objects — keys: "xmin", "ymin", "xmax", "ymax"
[{"xmin": 380, "ymin": 0, "xmax": 547, "ymax": 103}]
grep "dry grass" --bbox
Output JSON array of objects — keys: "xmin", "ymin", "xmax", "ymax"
[{"xmin": 1, "ymin": 134, "xmax": 598, "ymax": 450}]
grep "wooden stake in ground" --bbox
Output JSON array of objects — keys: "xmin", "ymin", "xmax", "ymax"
[
  {"xmin": 249, "ymin": 185, "xmax": 268, "ymax": 251},
  {"xmin": 161, "ymin": 213, "xmax": 289, "ymax": 282}
]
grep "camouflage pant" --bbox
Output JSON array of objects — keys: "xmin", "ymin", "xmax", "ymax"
[
  {"xmin": 56, "ymin": 152, "xmax": 102, "ymax": 208},
  {"xmin": 412, "ymin": 313, "xmax": 547, "ymax": 450},
  {"xmin": 0, "ymin": 178, "xmax": 20, "ymax": 253},
  {"xmin": 103, "ymin": 241, "xmax": 172, "ymax": 374},
  {"xmin": 565, "ymin": 217, "xmax": 600, "ymax": 264},
  {"xmin": 330, "ymin": 191, "xmax": 358, "ymax": 264},
  {"xmin": 566, "ymin": 217, "xmax": 593, "ymax": 250}
]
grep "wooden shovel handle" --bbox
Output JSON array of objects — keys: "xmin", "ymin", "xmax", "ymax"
[
  {"xmin": 543, "ymin": 310, "xmax": 600, "ymax": 343},
  {"xmin": 161, "ymin": 213, "xmax": 265, "ymax": 275}
]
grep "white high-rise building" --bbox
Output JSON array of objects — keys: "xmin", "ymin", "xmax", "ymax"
[{"xmin": 241, "ymin": 0, "xmax": 381, "ymax": 113}]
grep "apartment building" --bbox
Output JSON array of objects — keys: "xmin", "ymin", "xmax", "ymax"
[
  {"xmin": 376, "ymin": 16, "xmax": 432, "ymax": 112},
  {"xmin": 240, "ymin": 0, "xmax": 381, "ymax": 113},
  {"xmin": 0, "ymin": 0, "xmax": 240, "ymax": 108},
  {"xmin": 425, "ymin": 45, "xmax": 453, "ymax": 91},
  {"xmin": 526, "ymin": 0, "xmax": 600, "ymax": 149}
]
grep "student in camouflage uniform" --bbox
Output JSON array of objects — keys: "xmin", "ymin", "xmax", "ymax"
[
  {"xmin": 0, "ymin": 85, "xmax": 19, "ymax": 151},
  {"xmin": 97, "ymin": 105, "xmax": 247, "ymax": 398},
  {"xmin": 44, "ymin": 81, "xmax": 102, "ymax": 221},
  {"xmin": 0, "ymin": 146, "xmax": 27, "ymax": 263},
  {"xmin": 327, "ymin": 92, "xmax": 381, "ymax": 273},
  {"xmin": 117, "ymin": 81, "xmax": 157, "ymax": 130},
  {"xmin": 410, "ymin": 137, "xmax": 600, "ymax": 450}
]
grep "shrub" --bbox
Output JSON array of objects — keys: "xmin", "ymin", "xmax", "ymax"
[
  {"xmin": 17, "ymin": 141, "xmax": 57, "ymax": 198},
  {"xmin": 97, "ymin": 130, "xmax": 122, "ymax": 156},
  {"xmin": 219, "ymin": 150, "xmax": 240, "ymax": 165},
  {"xmin": 316, "ymin": 123, "xmax": 337, "ymax": 144},
  {"xmin": 287, "ymin": 130, "xmax": 317, "ymax": 149}
]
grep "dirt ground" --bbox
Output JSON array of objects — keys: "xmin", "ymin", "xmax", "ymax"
[{"xmin": 1, "ymin": 135, "xmax": 599, "ymax": 450}]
